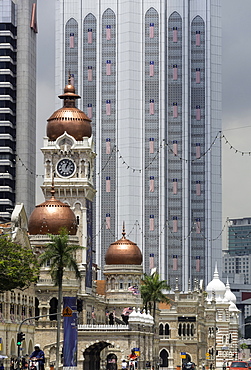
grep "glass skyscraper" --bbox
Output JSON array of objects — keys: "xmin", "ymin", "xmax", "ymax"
[
  {"xmin": 55, "ymin": 0, "xmax": 222, "ymax": 290},
  {"xmin": 0, "ymin": 0, "xmax": 37, "ymax": 220}
]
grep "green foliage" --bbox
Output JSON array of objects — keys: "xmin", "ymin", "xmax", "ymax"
[
  {"xmin": 141, "ymin": 272, "xmax": 170, "ymax": 319},
  {"xmin": 240, "ymin": 342, "xmax": 248, "ymax": 350},
  {"xmin": 39, "ymin": 228, "xmax": 82, "ymax": 286},
  {"xmin": 0, "ymin": 235, "xmax": 39, "ymax": 292}
]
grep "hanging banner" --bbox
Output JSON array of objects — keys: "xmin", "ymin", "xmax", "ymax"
[{"xmin": 63, "ymin": 297, "xmax": 78, "ymax": 370}]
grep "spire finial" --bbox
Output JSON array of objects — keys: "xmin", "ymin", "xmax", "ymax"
[
  {"xmin": 122, "ymin": 221, "xmax": 126, "ymax": 238},
  {"xmin": 68, "ymin": 70, "xmax": 71, "ymax": 85},
  {"xmin": 51, "ymin": 174, "xmax": 55, "ymax": 198}
]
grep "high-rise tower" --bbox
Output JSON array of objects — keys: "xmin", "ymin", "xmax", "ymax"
[
  {"xmin": 0, "ymin": 0, "xmax": 37, "ymax": 220},
  {"xmin": 55, "ymin": 0, "xmax": 222, "ymax": 290}
]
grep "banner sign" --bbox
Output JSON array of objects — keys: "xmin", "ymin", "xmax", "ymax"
[{"xmin": 63, "ymin": 297, "xmax": 78, "ymax": 370}]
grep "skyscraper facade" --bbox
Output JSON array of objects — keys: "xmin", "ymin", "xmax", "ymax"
[
  {"xmin": 0, "ymin": 0, "xmax": 36, "ymax": 220},
  {"xmin": 55, "ymin": 0, "xmax": 222, "ymax": 290}
]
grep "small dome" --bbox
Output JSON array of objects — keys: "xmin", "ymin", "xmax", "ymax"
[
  {"xmin": 224, "ymin": 278, "xmax": 236, "ymax": 303},
  {"xmin": 47, "ymin": 79, "xmax": 92, "ymax": 141},
  {"xmin": 229, "ymin": 301, "xmax": 239, "ymax": 312},
  {"xmin": 28, "ymin": 188, "xmax": 77, "ymax": 235},
  {"xmin": 105, "ymin": 225, "xmax": 142, "ymax": 265},
  {"xmin": 206, "ymin": 263, "xmax": 226, "ymax": 302}
]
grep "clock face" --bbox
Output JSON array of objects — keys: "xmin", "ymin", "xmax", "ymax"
[{"xmin": 56, "ymin": 158, "xmax": 75, "ymax": 177}]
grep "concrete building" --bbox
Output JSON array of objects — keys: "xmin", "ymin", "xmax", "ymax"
[
  {"xmin": 0, "ymin": 0, "xmax": 37, "ymax": 221},
  {"xmin": 223, "ymin": 218, "xmax": 251, "ymax": 334},
  {"xmin": 55, "ymin": 0, "xmax": 222, "ymax": 289},
  {"xmin": 159, "ymin": 270, "xmax": 239, "ymax": 369}
]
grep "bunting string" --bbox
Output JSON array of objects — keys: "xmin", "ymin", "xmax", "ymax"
[
  {"xmin": 12, "ymin": 131, "xmax": 251, "ymax": 178},
  {"xmin": 80, "ymin": 217, "xmax": 231, "ymax": 244}
]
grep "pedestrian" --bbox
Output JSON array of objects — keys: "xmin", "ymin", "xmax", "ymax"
[
  {"xmin": 122, "ymin": 359, "xmax": 128, "ymax": 370},
  {"xmin": 223, "ymin": 360, "xmax": 227, "ymax": 370},
  {"xmin": 0, "ymin": 363, "xmax": 4, "ymax": 370}
]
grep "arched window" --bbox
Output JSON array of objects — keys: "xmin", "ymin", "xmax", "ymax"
[
  {"xmin": 187, "ymin": 323, "xmax": 190, "ymax": 336},
  {"xmin": 183, "ymin": 323, "xmax": 186, "ymax": 336},
  {"xmin": 191, "ymin": 324, "xmax": 194, "ymax": 336},
  {"xmin": 178, "ymin": 323, "xmax": 182, "ymax": 336},
  {"xmin": 159, "ymin": 323, "xmax": 164, "ymax": 335},
  {"xmin": 165, "ymin": 323, "xmax": 170, "ymax": 336},
  {"xmin": 49, "ymin": 297, "xmax": 58, "ymax": 321},
  {"xmin": 159, "ymin": 349, "xmax": 169, "ymax": 367}
]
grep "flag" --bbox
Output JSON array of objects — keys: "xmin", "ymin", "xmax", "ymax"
[
  {"xmin": 122, "ymin": 307, "xmax": 133, "ymax": 316},
  {"xmin": 173, "ymin": 102, "xmax": 178, "ymax": 118},
  {"xmin": 88, "ymin": 66, "xmax": 93, "ymax": 82},
  {"xmin": 106, "ymin": 213, "xmax": 111, "ymax": 229},
  {"xmin": 128, "ymin": 286, "xmax": 139, "ymax": 295},
  {"xmin": 87, "ymin": 103, "xmax": 92, "ymax": 119},
  {"xmin": 196, "ymin": 143, "xmax": 201, "ymax": 159},
  {"xmin": 196, "ymin": 105, "xmax": 201, "ymax": 120},
  {"xmin": 196, "ymin": 31, "xmax": 201, "ymax": 46},
  {"xmin": 173, "ymin": 255, "xmax": 178, "ymax": 271},
  {"xmin": 196, "ymin": 68, "xmax": 200, "ymax": 83},
  {"xmin": 149, "ymin": 253, "xmax": 154, "ymax": 269},
  {"xmin": 106, "ymin": 60, "xmax": 111, "ymax": 75},
  {"xmin": 106, "ymin": 176, "xmax": 111, "ymax": 192},
  {"xmin": 173, "ymin": 140, "xmax": 178, "ymax": 155},
  {"xmin": 149, "ymin": 176, "xmax": 154, "ymax": 192},
  {"xmin": 196, "ymin": 181, "xmax": 201, "ymax": 196},
  {"xmin": 88, "ymin": 28, "xmax": 92, "ymax": 44},
  {"xmin": 106, "ymin": 100, "xmax": 111, "ymax": 115},
  {"xmin": 196, "ymin": 218, "xmax": 201, "ymax": 233},
  {"xmin": 150, "ymin": 61, "xmax": 154, "ymax": 77},
  {"xmin": 70, "ymin": 74, "xmax": 74, "ymax": 86},
  {"xmin": 173, "ymin": 179, "xmax": 178, "ymax": 195},
  {"xmin": 149, "ymin": 23, "xmax": 154, "ymax": 38},
  {"xmin": 149, "ymin": 138, "xmax": 154, "ymax": 154},
  {"xmin": 173, "ymin": 27, "xmax": 178, "ymax": 42},
  {"xmin": 70, "ymin": 32, "xmax": 74, "ymax": 48},
  {"xmin": 106, "ymin": 138, "xmax": 111, "ymax": 154},
  {"xmin": 30, "ymin": 3, "xmax": 38, "ymax": 33},
  {"xmin": 196, "ymin": 256, "xmax": 200, "ymax": 272},
  {"xmin": 173, "ymin": 216, "xmax": 178, "ymax": 232},
  {"xmin": 106, "ymin": 25, "xmax": 111, "ymax": 40},
  {"xmin": 149, "ymin": 215, "xmax": 154, "ymax": 231},
  {"xmin": 150, "ymin": 99, "xmax": 154, "ymax": 115},
  {"xmin": 92, "ymin": 307, "xmax": 96, "ymax": 319},
  {"xmin": 173, "ymin": 64, "xmax": 178, "ymax": 80}
]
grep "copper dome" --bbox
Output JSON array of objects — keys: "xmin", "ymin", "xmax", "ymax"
[
  {"xmin": 47, "ymin": 81, "xmax": 92, "ymax": 141},
  {"xmin": 28, "ymin": 188, "xmax": 77, "ymax": 235},
  {"xmin": 105, "ymin": 226, "xmax": 142, "ymax": 265}
]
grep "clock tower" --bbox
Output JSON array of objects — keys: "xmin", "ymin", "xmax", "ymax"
[{"xmin": 41, "ymin": 80, "xmax": 96, "ymax": 287}]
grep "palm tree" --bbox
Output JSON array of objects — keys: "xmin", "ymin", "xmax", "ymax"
[
  {"xmin": 39, "ymin": 228, "xmax": 82, "ymax": 370},
  {"xmin": 141, "ymin": 272, "xmax": 170, "ymax": 320}
]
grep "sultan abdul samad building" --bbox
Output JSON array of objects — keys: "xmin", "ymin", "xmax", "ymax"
[{"xmin": 0, "ymin": 80, "xmax": 239, "ymax": 370}]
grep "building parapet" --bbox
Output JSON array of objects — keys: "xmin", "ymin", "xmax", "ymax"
[{"xmin": 78, "ymin": 324, "xmax": 129, "ymax": 331}]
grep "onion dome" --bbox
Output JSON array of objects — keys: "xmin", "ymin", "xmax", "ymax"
[
  {"xmin": 28, "ymin": 186, "xmax": 77, "ymax": 235},
  {"xmin": 206, "ymin": 263, "xmax": 226, "ymax": 302},
  {"xmin": 105, "ymin": 224, "xmax": 142, "ymax": 265},
  {"xmin": 47, "ymin": 77, "xmax": 92, "ymax": 141},
  {"xmin": 229, "ymin": 301, "xmax": 239, "ymax": 312},
  {"xmin": 224, "ymin": 278, "xmax": 237, "ymax": 303}
]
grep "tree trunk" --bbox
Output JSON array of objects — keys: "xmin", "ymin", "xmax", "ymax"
[{"xmin": 55, "ymin": 277, "xmax": 62, "ymax": 370}]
